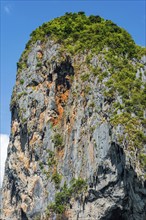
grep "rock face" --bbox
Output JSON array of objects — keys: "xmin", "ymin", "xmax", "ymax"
[{"xmin": 1, "ymin": 13, "xmax": 146, "ymax": 220}]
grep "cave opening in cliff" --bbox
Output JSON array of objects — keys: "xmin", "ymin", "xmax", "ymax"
[{"xmin": 103, "ymin": 207, "xmax": 126, "ymax": 220}]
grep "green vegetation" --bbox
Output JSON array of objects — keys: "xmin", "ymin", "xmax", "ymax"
[
  {"xmin": 69, "ymin": 75, "xmax": 74, "ymax": 82},
  {"xmin": 17, "ymin": 108, "xmax": 27, "ymax": 124},
  {"xmin": 99, "ymin": 54, "xmax": 146, "ymax": 170},
  {"xmin": 97, "ymin": 53, "xmax": 146, "ymax": 170},
  {"xmin": 10, "ymin": 90, "xmax": 17, "ymax": 110},
  {"xmin": 89, "ymin": 102, "xmax": 95, "ymax": 108},
  {"xmin": 84, "ymin": 86, "xmax": 91, "ymax": 94},
  {"xmin": 47, "ymin": 150, "xmax": 56, "ymax": 168},
  {"xmin": 80, "ymin": 73, "xmax": 90, "ymax": 82},
  {"xmin": 47, "ymin": 178, "xmax": 87, "ymax": 215},
  {"xmin": 17, "ymin": 91, "xmax": 27, "ymax": 99},
  {"xmin": 36, "ymin": 62, "xmax": 42, "ymax": 68},
  {"xmin": 17, "ymin": 12, "xmax": 145, "ymax": 73},
  {"xmin": 34, "ymin": 215, "xmax": 41, "ymax": 220},
  {"xmin": 92, "ymin": 66, "xmax": 102, "ymax": 77},
  {"xmin": 111, "ymin": 113, "xmax": 145, "ymax": 150},
  {"xmin": 17, "ymin": 61, "xmax": 27, "ymax": 73},
  {"xmin": 20, "ymin": 79, "xmax": 24, "ymax": 85},
  {"xmin": 21, "ymin": 118, "xmax": 27, "ymax": 124},
  {"xmin": 42, "ymin": 150, "xmax": 56, "ymax": 179},
  {"xmin": 53, "ymin": 133, "xmax": 63, "ymax": 149},
  {"xmin": 42, "ymin": 150, "xmax": 62, "ymax": 189},
  {"xmin": 51, "ymin": 172, "xmax": 62, "ymax": 189},
  {"xmin": 39, "ymin": 161, "xmax": 44, "ymax": 170},
  {"xmin": 139, "ymin": 153, "xmax": 146, "ymax": 169}
]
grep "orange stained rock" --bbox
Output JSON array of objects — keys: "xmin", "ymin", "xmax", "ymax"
[
  {"xmin": 57, "ymin": 85, "xmax": 61, "ymax": 91},
  {"xmin": 21, "ymin": 203, "xmax": 28, "ymax": 213},
  {"xmin": 70, "ymin": 112, "xmax": 75, "ymax": 125},
  {"xmin": 57, "ymin": 148, "xmax": 64, "ymax": 158},
  {"xmin": 18, "ymin": 152, "xmax": 30, "ymax": 169},
  {"xmin": 51, "ymin": 83, "xmax": 70, "ymax": 125},
  {"xmin": 37, "ymin": 51, "xmax": 43, "ymax": 59},
  {"xmin": 21, "ymin": 193, "xmax": 28, "ymax": 203},
  {"xmin": 55, "ymin": 94, "xmax": 65, "ymax": 123},
  {"xmin": 37, "ymin": 82, "xmax": 46, "ymax": 91},
  {"xmin": 47, "ymin": 81, "xmax": 53, "ymax": 89},
  {"xmin": 51, "ymin": 104, "xmax": 63, "ymax": 126},
  {"xmin": 39, "ymin": 112, "xmax": 46, "ymax": 122},
  {"xmin": 52, "ymin": 165, "xmax": 57, "ymax": 174},
  {"xmin": 38, "ymin": 111, "xmax": 46, "ymax": 131},
  {"xmin": 67, "ymin": 126, "xmax": 71, "ymax": 134},
  {"xmin": 89, "ymin": 143, "xmax": 94, "ymax": 163},
  {"xmin": 81, "ymin": 91, "xmax": 85, "ymax": 97},
  {"xmin": 29, "ymin": 133, "xmax": 39, "ymax": 146},
  {"xmin": 51, "ymin": 118, "xmax": 58, "ymax": 126},
  {"xmin": 2, "ymin": 205, "xmax": 15, "ymax": 219},
  {"xmin": 32, "ymin": 162, "xmax": 37, "ymax": 172},
  {"xmin": 12, "ymin": 121, "xmax": 19, "ymax": 135},
  {"xmin": 65, "ymin": 75, "xmax": 70, "ymax": 80},
  {"xmin": 61, "ymin": 90, "xmax": 69, "ymax": 102},
  {"xmin": 58, "ymin": 104, "xmax": 64, "ymax": 120}
]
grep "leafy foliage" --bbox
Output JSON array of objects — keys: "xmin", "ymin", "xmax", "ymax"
[
  {"xmin": 51, "ymin": 172, "xmax": 62, "ymax": 189},
  {"xmin": 17, "ymin": 12, "xmax": 145, "ymax": 72},
  {"xmin": 98, "ymin": 53, "xmax": 146, "ymax": 170},
  {"xmin": 20, "ymin": 79, "xmax": 24, "ymax": 84},
  {"xmin": 47, "ymin": 178, "xmax": 87, "ymax": 215},
  {"xmin": 53, "ymin": 133, "xmax": 63, "ymax": 148},
  {"xmin": 80, "ymin": 73, "xmax": 90, "ymax": 82}
]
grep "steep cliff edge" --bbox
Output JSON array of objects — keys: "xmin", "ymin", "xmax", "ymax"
[{"xmin": 1, "ymin": 13, "xmax": 146, "ymax": 220}]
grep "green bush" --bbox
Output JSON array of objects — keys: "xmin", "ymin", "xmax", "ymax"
[
  {"xmin": 36, "ymin": 62, "xmax": 42, "ymax": 67},
  {"xmin": 70, "ymin": 178, "xmax": 87, "ymax": 194},
  {"xmin": 17, "ymin": 91, "xmax": 27, "ymax": 99},
  {"xmin": 53, "ymin": 134, "xmax": 63, "ymax": 148},
  {"xmin": 47, "ymin": 150, "xmax": 56, "ymax": 167},
  {"xmin": 20, "ymin": 79, "xmax": 24, "ymax": 85},
  {"xmin": 51, "ymin": 172, "xmax": 62, "ymax": 189},
  {"xmin": 80, "ymin": 73, "xmax": 90, "ymax": 82},
  {"xmin": 47, "ymin": 178, "xmax": 87, "ymax": 214},
  {"xmin": 18, "ymin": 12, "xmax": 142, "ymax": 73},
  {"xmin": 84, "ymin": 86, "xmax": 91, "ymax": 94},
  {"xmin": 139, "ymin": 153, "xmax": 146, "ymax": 169}
]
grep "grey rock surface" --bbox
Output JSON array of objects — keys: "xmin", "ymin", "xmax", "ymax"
[{"xmin": 1, "ymin": 39, "xmax": 146, "ymax": 220}]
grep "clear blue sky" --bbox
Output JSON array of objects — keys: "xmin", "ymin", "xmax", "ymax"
[{"xmin": 1, "ymin": 0, "xmax": 146, "ymax": 135}]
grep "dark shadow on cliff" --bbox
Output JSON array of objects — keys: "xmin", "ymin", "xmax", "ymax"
[
  {"xmin": 84, "ymin": 142, "xmax": 146, "ymax": 220},
  {"xmin": 54, "ymin": 56, "xmax": 74, "ymax": 90}
]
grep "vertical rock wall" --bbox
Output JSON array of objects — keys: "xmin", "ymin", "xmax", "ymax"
[{"xmin": 1, "ymin": 39, "xmax": 146, "ymax": 220}]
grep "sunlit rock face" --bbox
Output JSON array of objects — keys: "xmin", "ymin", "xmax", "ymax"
[{"xmin": 1, "ymin": 13, "xmax": 146, "ymax": 220}]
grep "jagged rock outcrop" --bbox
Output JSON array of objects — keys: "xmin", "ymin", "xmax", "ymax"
[{"xmin": 1, "ymin": 13, "xmax": 146, "ymax": 220}]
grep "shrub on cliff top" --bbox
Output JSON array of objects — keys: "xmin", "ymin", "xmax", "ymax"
[{"xmin": 18, "ymin": 11, "xmax": 144, "ymax": 71}]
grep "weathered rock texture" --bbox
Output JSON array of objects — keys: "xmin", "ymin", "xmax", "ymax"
[{"xmin": 1, "ymin": 13, "xmax": 146, "ymax": 220}]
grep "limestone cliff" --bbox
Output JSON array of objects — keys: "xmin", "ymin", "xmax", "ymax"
[{"xmin": 1, "ymin": 13, "xmax": 146, "ymax": 220}]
